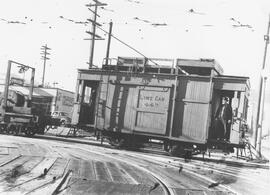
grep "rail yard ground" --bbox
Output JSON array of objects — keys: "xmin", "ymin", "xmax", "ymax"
[{"xmin": 0, "ymin": 131, "xmax": 268, "ymax": 195}]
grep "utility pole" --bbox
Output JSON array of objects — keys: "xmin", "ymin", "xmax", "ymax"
[
  {"xmin": 255, "ymin": 15, "xmax": 270, "ymax": 156},
  {"xmin": 41, "ymin": 44, "xmax": 51, "ymax": 87},
  {"xmin": 85, "ymin": 0, "xmax": 107, "ymax": 68},
  {"xmin": 105, "ymin": 21, "xmax": 113, "ymax": 66}
]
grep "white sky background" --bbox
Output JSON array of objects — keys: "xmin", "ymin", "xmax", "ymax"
[{"xmin": 0, "ymin": 0, "xmax": 269, "ymax": 94}]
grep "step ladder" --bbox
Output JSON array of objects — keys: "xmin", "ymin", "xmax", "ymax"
[
  {"xmin": 237, "ymin": 138, "xmax": 262, "ymax": 161},
  {"xmin": 66, "ymin": 126, "xmax": 78, "ymax": 137}
]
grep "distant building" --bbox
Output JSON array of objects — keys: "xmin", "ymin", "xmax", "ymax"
[{"xmin": 35, "ymin": 87, "xmax": 75, "ymax": 114}]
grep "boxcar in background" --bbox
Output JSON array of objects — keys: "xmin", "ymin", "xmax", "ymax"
[
  {"xmin": 72, "ymin": 57, "xmax": 250, "ymax": 155},
  {"xmin": 35, "ymin": 87, "xmax": 74, "ymax": 115}
]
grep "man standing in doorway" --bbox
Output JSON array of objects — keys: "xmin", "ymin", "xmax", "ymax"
[{"xmin": 215, "ymin": 96, "xmax": 233, "ymax": 141}]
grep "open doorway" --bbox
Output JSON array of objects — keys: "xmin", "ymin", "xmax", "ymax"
[
  {"xmin": 78, "ymin": 80, "xmax": 99, "ymax": 125},
  {"xmin": 210, "ymin": 89, "xmax": 234, "ymax": 141},
  {"xmin": 210, "ymin": 76, "xmax": 250, "ymax": 145}
]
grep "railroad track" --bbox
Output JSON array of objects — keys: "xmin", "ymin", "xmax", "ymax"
[
  {"xmin": 0, "ymin": 134, "xmax": 268, "ymax": 194},
  {"xmin": 71, "ymin": 145, "xmax": 236, "ymax": 195},
  {"xmin": 55, "ymin": 138, "xmax": 268, "ymax": 195},
  {"xmin": 70, "ymin": 147, "xmax": 176, "ymax": 195},
  {"xmin": 34, "ymin": 133, "xmax": 269, "ymax": 169},
  {"xmin": 0, "ymin": 135, "xmax": 176, "ymax": 194},
  {"xmin": 99, "ymin": 148, "xmax": 268, "ymax": 195}
]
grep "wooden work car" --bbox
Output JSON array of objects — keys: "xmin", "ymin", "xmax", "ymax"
[{"xmin": 71, "ymin": 57, "xmax": 250, "ymax": 154}]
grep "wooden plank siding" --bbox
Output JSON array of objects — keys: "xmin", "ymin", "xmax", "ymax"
[
  {"xmin": 93, "ymin": 73, "xmax": 174, "ymax": 135},
  {"xmin": 133, "ymin": 86, "xmax": 171, "ymax": 135},
  {"xmin": 172, "ymin": 76, "xmax": 212, "ymax": 143}
]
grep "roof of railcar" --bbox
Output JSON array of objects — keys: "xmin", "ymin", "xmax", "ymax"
[
  {"xmin": 77, "ymin": 68, "xmax": 249, "ymax": 79},
  {"xmin": 176, "ymin": 58, "xmax": 224, "ymax": 75},
  {"xmin": 77, "ymin": 57, "xmax": 250, "ymax": 89},
  {"xmin": 213, "ymin": 75, "xmax": 251, "ymax": 90}
]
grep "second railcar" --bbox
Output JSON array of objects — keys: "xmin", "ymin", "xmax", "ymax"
[{"xmin": 0, "ymin": 60, "xmax": 39, "ymax": 136}]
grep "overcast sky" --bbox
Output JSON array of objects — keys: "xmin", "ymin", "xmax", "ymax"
[{"xmin": 0, "ymin": 0, "xmax": 269, "ymax": 94}]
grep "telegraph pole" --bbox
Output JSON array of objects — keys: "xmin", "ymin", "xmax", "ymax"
[
  {"xmin": 255, "ymin": 15, "xmax": 270, "ymax": 156},
  {"xmin": 85, "ymin": 0, "xmax": 107, "ymax": 68},
  {"xmin": 41, "ymin": 44, "xmax": 51, "ymax": 87}
]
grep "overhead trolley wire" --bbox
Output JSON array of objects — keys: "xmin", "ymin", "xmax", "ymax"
[{"xmin": 96, "ymin": 25, "xmax": 159, "ymax": 66}]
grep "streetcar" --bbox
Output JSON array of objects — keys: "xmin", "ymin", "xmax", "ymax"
[{"xmin": 69, "ymin": 57, "xmax": 250, "ymax": 156}]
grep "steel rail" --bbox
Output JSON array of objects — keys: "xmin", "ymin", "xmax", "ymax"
[
  {"xmin": 32, "ymin": 134, "xmax": 269, "ymax": 169},
  {"xmin": 104, "ymin": 150, "xmax": 238, "ymax": 194},
  {"xmin": 116, "ymin": 149, "xmax": 269, "ymax": 186},
  {"xmin": 69, "ymin": 146, "xmax": 175, "ymax": 195}
]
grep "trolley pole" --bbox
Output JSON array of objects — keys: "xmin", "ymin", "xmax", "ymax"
[
  {"xmin": 255, "ymin": 14, "xmax": 270, "ymax": 156},
  {"xmin": 105, "ymin": 21, "xmax": 113, "ymax": 66}
]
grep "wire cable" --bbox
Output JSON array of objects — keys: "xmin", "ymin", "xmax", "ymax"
[{"xmin": 96, "ymin": 25, "xmax": 159, "ymax": 66}]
